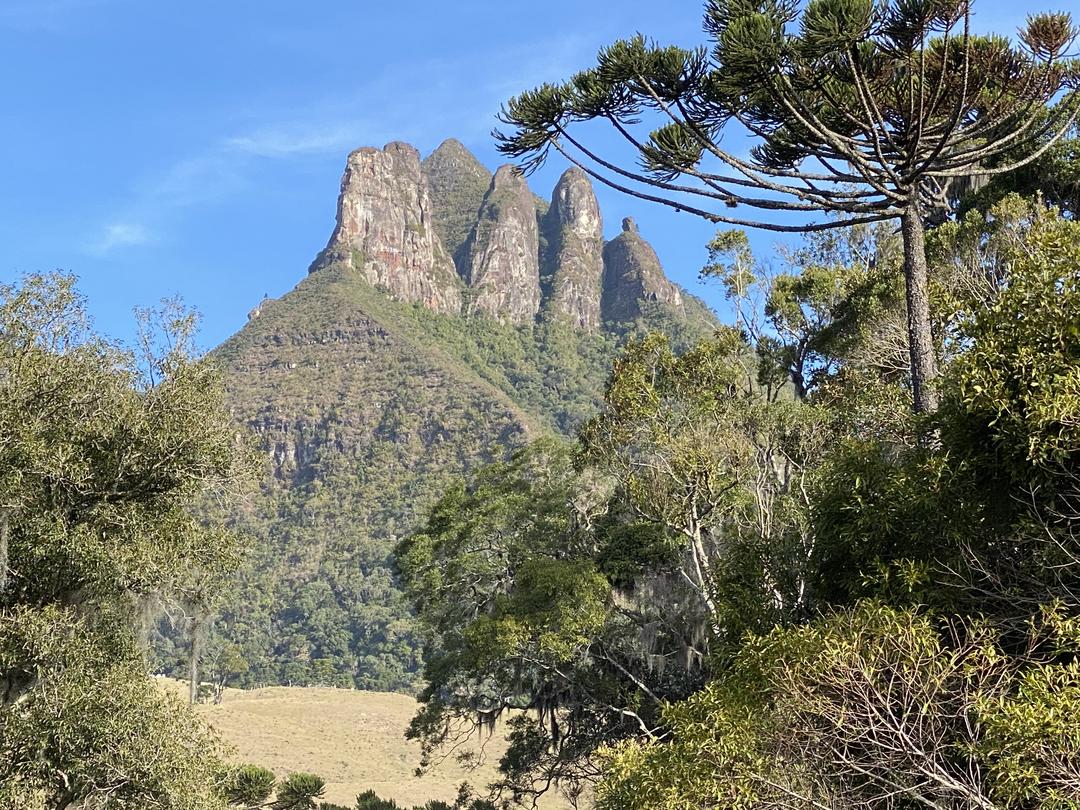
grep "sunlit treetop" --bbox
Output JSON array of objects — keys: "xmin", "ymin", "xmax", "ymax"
[{"xmin": 496, "ymin": 0, "xmax": 1080, "ymax": 233}]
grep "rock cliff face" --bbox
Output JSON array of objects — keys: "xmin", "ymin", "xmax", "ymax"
[
  {"xmin": 313, "ymin": 142, "xmax": 463, "ymax": 314},
  {"xmin": 462, "ymin": 165, "xmax": 542, "ymax": 324},
  {"xmin": 544, "ymin": 168, "xmax": 604, "ymax": 330},
  {"xmin": 601, "ymin": 217, "xmax": 684, "ymax": 324},
  {"xmin": 308, "ymin": 139, "xmax": 707, "ymax": 332},
  {"xmin": 421, "ymin": 138, "xmax": 492, "ymax": 270}
]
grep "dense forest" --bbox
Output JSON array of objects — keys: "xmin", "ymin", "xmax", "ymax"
[
  {"xmin": 3, "ymin": 0, "xmax": 1080, "ymax": 808},
  {"xmin": 145, "ymin": 238, "xmax": 718, "ymax": 697}
]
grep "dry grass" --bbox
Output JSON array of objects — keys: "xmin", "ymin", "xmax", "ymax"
[{"xmin": 180, "ymin": 682, "xmax": 568, "ymax": 808}]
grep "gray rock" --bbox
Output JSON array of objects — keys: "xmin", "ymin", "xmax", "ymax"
[
  {"xmin": 543, "ymin": 168, "xmax": 604, "ymax": 330},
  {"xmin": 462, "ymin": 165, "xmax": 542, "ymax": 324},
  {"xmin": 601, "ymin": 218, "xmax": 684, "ymax": 324},
  {"xmin": 313, "ymin": 142, "xmax": 463, "ymax": 315}
]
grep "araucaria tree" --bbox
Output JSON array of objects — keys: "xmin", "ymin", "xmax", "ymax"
[{"xmin": 496, "ymin": 0, "xmax": 1080, "ymax": 412}]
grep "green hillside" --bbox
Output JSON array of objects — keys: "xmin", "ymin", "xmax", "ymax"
[{"xmin": 153, "ymin": 262, "xmax": 717, "ymax": 692}]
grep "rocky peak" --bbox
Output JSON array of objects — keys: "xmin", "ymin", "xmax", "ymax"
[
  {"xmin": 462, "ymin": 165, "xmax": 542, "ymax": 324},
  {"xmin": 421, "ymin": 139, "xmax": 492, "ymax": 270},
  {"xmin": 543, "ymin": 167, "xmax": 604, "ymax": 330},
  {"xmin": 305, "ymin": 137, "xmax": 707, "ymax": 331},
  {"xmin": 551, "ymin": 168, "xmax": 602, "ymax": 233},
  {"xmin": 601, "ymin": 218, "xmax": 684, "ymax": 325},
  {"xmin": 312, "ymin": 141, "xmax": 463, "ymax": 315}
]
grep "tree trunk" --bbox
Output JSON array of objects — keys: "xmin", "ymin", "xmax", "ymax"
[
  {"xmin": 188, "ymin": 615, "xmax": 202, "ymax": 705},
  {"xmin": 0, "ymin": 512, "xmax": 9, "ymax": 593},
  {"xmin": 900, "ymin": 201, "xmax": 939, "ymax": 414}
]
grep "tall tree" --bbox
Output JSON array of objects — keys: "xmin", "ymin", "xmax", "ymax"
[
  {"xmin": 496, "ymin": 0, "xmax": 1079, "ymax": 412},
  {"xmin": 0, "ymin": 274, "xmax": 249, "ymax": 808}
]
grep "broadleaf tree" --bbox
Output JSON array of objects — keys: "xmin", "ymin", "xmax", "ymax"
[{"xmin": 0, "ymin": 274, "xmax": 250, "ymax": 809}]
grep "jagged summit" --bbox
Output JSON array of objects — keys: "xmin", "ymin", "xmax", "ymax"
[
  {"xmin": 308, "ymin": 137, "xmax": 713, "ymax": 333},
  {"xmin": 544, "ymin": 167, "xmax": 604, "ymax": 330},
  {"xmin": 462, "ymin": 165, "xmax": 542, "ymax": 324},
  {"xmin": 421, "ymin": 139, "xmax": 492, "ymax": 268},
  {"xmin": 310, "ymin": 141, "xmax": 462, "ymax": 314},
  {"xmin": 602, "ymin": 217, "xmax": 684, "ymax": 324}
]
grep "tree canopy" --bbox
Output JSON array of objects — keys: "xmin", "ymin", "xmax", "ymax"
[
  {"xmin": 0, "ymin": 274, "xmax": 249, "ymax": 809},
  {"xmin": 400, "ymin": 194, "xmax": 1080, "ymax": 808}
]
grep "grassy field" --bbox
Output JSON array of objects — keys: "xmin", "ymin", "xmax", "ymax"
[{"xmin": 187, "ymin": 683, "xmax": 568, "ymax": 808}]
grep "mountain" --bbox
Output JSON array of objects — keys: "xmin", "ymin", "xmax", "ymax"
[
  {"xmin": 310, "ymin": 142, "xmax": 463, "ymax": 313},
  {"xmin": 421, "ymin": 138, "xmax": 492, "ymax": 268},
  {"xmin": 462, "ymin": 165, "xmax": 543, "ymax": 323},
  {"xmin": 153, "ymin": 140, "xmax": 721, "ymax": 692},
  {"xmin": 543, "ymin": 167, "xmax": 605, "ymax": 330}
]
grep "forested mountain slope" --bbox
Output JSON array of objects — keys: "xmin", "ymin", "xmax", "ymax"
[{"xmin": 154, "ymin": 139, "xmax": 719, "ymax": 691}]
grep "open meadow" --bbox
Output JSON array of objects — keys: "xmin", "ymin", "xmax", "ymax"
[{"xmin": 186, "ymin": 683, "xmax": 568, "ymax": 808}]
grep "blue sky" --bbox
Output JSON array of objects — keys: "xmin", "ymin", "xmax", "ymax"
[{"xmin": 0, "ymin": 0, "xmax": 1034, "ymax": 350}]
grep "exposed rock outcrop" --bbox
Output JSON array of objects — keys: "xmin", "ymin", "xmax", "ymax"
[
  {"xmin": 312, "ymin": 142, "xmax": 463, "ymax": 315},
  {"xmin": 421, "ymin": 138, "xmax": 492, "ymax": 271},
  {"xmin": 543, "ymin": 168, "xmax": 604, "ymax": 330},
  {"xmin": 462, "ymin": 165, "xmax": 542, "ymax": 324},
  {"xmin": 308, "ymin": 138, "xmax": 709, "ymax": 333},
  {"xmin": 601, "ymin": 217, "xmax": 684, "ymax": 324}
]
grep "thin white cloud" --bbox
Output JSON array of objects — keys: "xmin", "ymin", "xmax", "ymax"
[
  {"xmin": 220, "ymin": 32, "xmax": 591, "ymax": 161},
  {"xmin": 86, "ymin": 31, "xmax": 591, "ymax": 252},
  {"xmin": 87, "ymin": 221, "xmax": 152, "ymax": 256},
  {"xmin": 150, "ymin": 153, "xmax": 248, "ymax": 208},
  {"xmin": 224, "ymin": 127, "xmax": 361, "ymax": 159}
]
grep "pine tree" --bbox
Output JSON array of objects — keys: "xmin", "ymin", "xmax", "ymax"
[{"xmin": 496, "ymin": 0, "xmax": 1079, "ymax": 412}]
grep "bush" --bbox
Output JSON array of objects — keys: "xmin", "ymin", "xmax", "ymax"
[{"xmin": 222, "ymin": 763, "xmax": 276, "ymax": 806}]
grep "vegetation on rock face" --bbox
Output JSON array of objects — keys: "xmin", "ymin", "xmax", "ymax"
[
  {"xmin": 151, "ymin": 245, "xmax": 718, "ymax": 695},
  {"xmin": 143, "ymin": 132, "xmax": 723, "ymax": 696},
  {"xmin": 423, "ymin": 139, "xmax": 495, "ymax": 271}
]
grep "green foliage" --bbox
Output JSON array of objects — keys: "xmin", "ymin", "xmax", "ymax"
[
  {"xmin": 808, "ymin": 437, "xmax": 990, "ymax": 604},
  {"xmin": 599, "ymin": 603, "xmax": 1080, "ymax": 810},
  {"xmin": 404, "ymin": 199, "xmax": 1080, "ymax": 806},
  {"xmin": 950, "ymin": 204, "xmax": 1080, "ymax": 473},
  {"xmin": 809, "ymin": 203, "xmax": 1080, "ymax": 608},
  {"xmin": 582, "ymin": 331, "xmax": 832, "ymax": 642},
  {"xmin": 0, "ymin": 273, "xmax": 246, "ymax": 809},
  {"xmin": 0, "ymin": 275, "xmax": 245, "ymax": 611},
  {"xmin": 350, "ymin": 789, "xmax": 470, "ymax": 810},
  {"xmin": 422, "ymin": 141, "xmax": 492, "ymax": 265},
  {"xmin": 222, "ymin": 764, "xmax": 276, "ymax": 806},
  {"xmin": 957, "ymin": 127, "xmax": 1080, "ymax": 218},
  {"xmin": 168, "ymin": 264, "xmax": 717, "ymax": 694},
  {"xmin": 272, "ymin": 773, "xmax": 326, "ymax": 809},
  {"xmin": 400, "ymin": 438, "xmax": 689, "ymax": 802},
  {"xmin": 402, "ymin": 331, "xmax": 836, "ymax": 802},
  {"xmin": 706, "ymin": 221, "xmax": 909, "ymax": 400},
  {"xmin": 0, "ymin": 607, "xmax": 227, "ymax": 810},
  {"xmin": 500, "ymin": 1, "xmax": 1078, "ymax": 197},
  {"xmin": 355, "ymin": 790, "xmax": 403, "ymax": 810}
]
